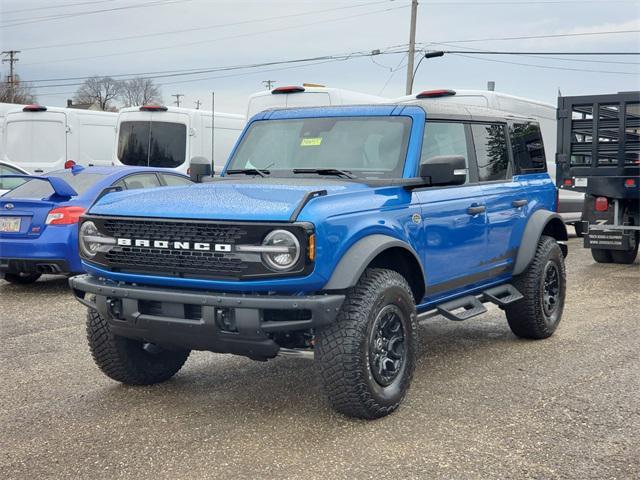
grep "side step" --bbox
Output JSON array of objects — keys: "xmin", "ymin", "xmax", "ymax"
[
  {"xmin": 433, "ymin": 284, "xmax": 523, "ymax": 322},
  {"xmin": 437, "ymin": 296, "xmax": 487, "ymax": 321},
  {"xmin": 482, "ymin": 284, "xmax": 523, "ymax": 307}
]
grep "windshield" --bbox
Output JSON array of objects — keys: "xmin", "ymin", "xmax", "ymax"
[
  {"xmin": 118, "ymin": 121, "xmax": 186, "ymax": 168},
  {"xmin": 4, "ymin": 171, "xmax": 104, "ymax": 199},
  {"xmin": 226, "ymin": 117, "xmax": 412, "ymax": 179}
]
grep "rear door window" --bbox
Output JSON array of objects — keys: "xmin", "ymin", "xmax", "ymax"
[
  {"xmin": 0, "ymin": 164, "xmax": 27, "ymax": 191},
  {"xmin": 118, "ymin": 121, "xmax": 187, "ymax": 168},
  {"xmin": 114, "ymin": 173, "xmax": 161, "ymax": 190},
  {"xmin": 421, "ymin": 121, "xmax": 471, "ymax": 183},
  {"xmin": 510, "ymin": 122, "xmax": 546, "ymax": 172},
  {"xmin": 471, "ymin": 124, "xmax": 509, "ymax": 182}
]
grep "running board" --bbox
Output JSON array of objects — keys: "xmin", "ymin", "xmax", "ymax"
[
  {"xmin": 482, "ymin": 284, "xmax": 523, "ymax": 307},
  {"xmin": 433, "ymin": 284, "xmax": 523, "ymax": 322}
]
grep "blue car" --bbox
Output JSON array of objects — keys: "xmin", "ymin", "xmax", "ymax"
[{"xmin": 0, "ymin": 166, "xmax": 192, "ymax": 284}]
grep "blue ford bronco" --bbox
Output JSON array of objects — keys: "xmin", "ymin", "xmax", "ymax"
[{"xmin": 70, "ymin": 100, "xmax": 568, "ymax": 419}]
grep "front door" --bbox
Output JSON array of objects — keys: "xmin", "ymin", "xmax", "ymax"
[{"xmin": 414, "ymin": 120, "xmax": 488, "ymax": 297}]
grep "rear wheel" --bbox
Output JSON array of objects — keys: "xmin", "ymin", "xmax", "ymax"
[
  {"xmin": 506, "ymin": 236, "xmax": 566, "ymax": 339},
  {"xmin": 3, "ymin": 272, "xmax": 41, "ymax": 284},
  {"xmin": 315, "ymin": 268, "xmax": 417, "ymax": 419},
  {"xmin": 87, "ymin": 308, "xmax": 190, "ymax": 385},
  {"xmin": 591, "ymin": 248, "xmax": 613, "ymax": 263}
]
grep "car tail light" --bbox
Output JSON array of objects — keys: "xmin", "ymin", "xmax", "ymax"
[
  {"xmin": 64, "ymin": 160, "xmax": 76, "ymax": 169},
  {"xmin": 594, "ymin": 197, "xmax": 609, "ymax": 212},
  {"xmin": 416, "ymin": 89, "xmax": 456, "ymax": 99},
  {"xmin": 45, "ymin": 206, "xmax": 86, "ymax": 225},
  {"xmin": 139, "ymin": 105, "xmax": 168, "ymax": 111},
  {"xmin": 563, "ymin": 178, "xmax": 573, "ymax": 187},
  {"xmin": 272, "ymin": 86, "xmax": 305, "ymax": 94},
  {"xmin": 23, "ymin": 104, "xmax": 47, "ymax": 112},
  {"xmin": 624, "ymin": 178, "xmax": 637, "ymax": 188}
]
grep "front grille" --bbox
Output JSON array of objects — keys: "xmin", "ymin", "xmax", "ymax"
[{"xmin": 84, "ymin": 215, "xmax": 312, "ymax": 280}]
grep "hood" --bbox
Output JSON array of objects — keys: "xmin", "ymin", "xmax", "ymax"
[{"xmin": 89, "ymin": 178, "xmax": 371, "ymax": 222}]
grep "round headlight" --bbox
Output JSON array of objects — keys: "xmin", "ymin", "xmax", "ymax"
[
  {"xmin": 261, "ymin": 229, "xmax": 300, "ymax": 271},
  {"xmin": 79, "ymin": 221, "xmax": 104, "ymax": 258}
]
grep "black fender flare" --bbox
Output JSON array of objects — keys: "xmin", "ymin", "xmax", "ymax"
[
  {"xmin": 513, "ymin": 209, "xmax": 568, "ymax": 276},
  {"xmin": 323, "ymin": 234, "xmax": 425, "ymax": 290}
]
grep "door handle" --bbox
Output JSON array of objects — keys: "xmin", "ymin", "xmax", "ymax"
[
  {"xmin": 34, "ymin": 169, "xmax": 44, "ymax": 173},
  {"xmin": 512, "ymin": 199, "xmax": 528, "ymax": 208},
  {"xmin": 88, "ymin": 163, "xmax": 95, "ymax": 167},
  {"xmin": 467, "ymin": 205, "xmax": 486, "ymax": 215}
]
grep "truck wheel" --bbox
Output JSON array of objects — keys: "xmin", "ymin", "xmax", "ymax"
[
  {"xmin": 591, "ymin": 248, "xmax": 613, "ymax": 263},
  {"xmin": 87, "ymin": 308, "xmax": 190, "ymax": 385},
  {"xmin": 506, "ymin": 235, "xmax": 566, "ymax": 340},
  {"xmin": 315, "ymin": 268, "xmax": 417, "ymax": 419},
  {"xmin": 3, "ymin": 272, "xmax": 41, "ymax": 284},
  {"xmin": 610, "ymin": 233, "xmax": 639, "ymax": 264}
]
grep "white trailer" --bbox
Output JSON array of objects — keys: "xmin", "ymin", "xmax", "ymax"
[
  {"xmin": 113, "ymin": 105, "xmax": 245, "ymax": 174},
  {"xmin": 247, "ymin": 84, "xmax": 388, "ymax": 119},
  {"xmin": 396, "ymin": 89, "xmax": 584, "ymax": 226},
  {"xmin": 0, "ymin": 103, "xmax": 25, "ymax": 159},
  {"xmin": 2, "ymin": 104, "xmax": 117, "ymax": 174}
]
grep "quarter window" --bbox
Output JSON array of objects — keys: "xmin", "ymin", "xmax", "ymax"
[
  {"xmin": 161, "ymin": 174, "xmax": 193, "ymax": 186},
  {"xmin": 471, "ymin": 124, "xmax": 509, "ymax": 182},
  {"xmin": 115, "ymin": 173, "xmax": 161, "ymax": 190},
  {"xmin": 510, "ymin": 122, "xmax": 546, "ymax": 172},
  {"xmin": 421, "ymin": 122, "xmax": 470, "ymax": 183}
]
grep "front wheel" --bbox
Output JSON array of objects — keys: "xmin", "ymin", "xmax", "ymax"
[
  {"xmin": 315, "ymin": 268, "xmax": 417, "ymax": 419},
  {"xmin": 87, "ymin": 308, "xmax": 190, "ymax": 385},
  {"xmin": 3, "ymin": 272, "xmax": 41, "ymax": 284},
  {"xmin": 506, "ymin": 236, "xmax": 566, "ymax": 339}
]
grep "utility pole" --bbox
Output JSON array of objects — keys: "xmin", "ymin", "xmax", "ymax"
[
  {"xmin": 194, "ymin": 100, "xmax": 201, "ymax": 109},
  {"xmin": 405, "ymin": 0, "xmax": 418, "ymax": 95},
  {"xmin": 172, "ymin": 93, "xmax": 183, "ymax": 107},
  {"xmin": 2, "ymin": 50, "xmax": 21, "ymax": 103},
  {"xmin": 262, "ymin": 80, "xmax": 276, "ymax": 90}
]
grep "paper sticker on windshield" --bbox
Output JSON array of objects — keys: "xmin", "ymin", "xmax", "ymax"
[{"xmin": 300, "ymin": 137, "xmax": 322, "ymax": 147}]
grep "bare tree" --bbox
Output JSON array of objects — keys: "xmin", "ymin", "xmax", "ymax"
[
  {"xmin": 74, "ymin": 76, "xmax": 121, "ymax": 111},
  {"xmin": 0, "ymin": 78, "xmax": 37, "ymax": 104},
  {"xmin": 119, "ymin": 77, "xmax": 162, "ymax": 107}
]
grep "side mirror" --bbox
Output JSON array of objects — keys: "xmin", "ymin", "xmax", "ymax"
[
  {"xmin": 419, "ymin": 155, "xmax": 468, "ymax": 186},
  {"xmin": 189, "ymin": 156, "xmax": 212, "ymax": 183}
]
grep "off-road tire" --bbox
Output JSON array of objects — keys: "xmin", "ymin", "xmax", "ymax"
[
  {"xmin": 506, "ymin": 235, "xmax": 566, "ymax": 339},
  {"xmin": 87, "ymin": 308, "xmax": 190, "ymax": 385},
  {"xmin": 315, "ymin": 268, "xmax": 417, "ymax": 419},
  {"xmin": 591, "ymin": 248, "xmax": 613, "ymax": 263},
  {"xmin": 3, "ymin": 272, "xmax": 41, "ymax": 284},
  {"xmin": 610, "ymin": 233, "xmax": 639, "ymax": 264}
]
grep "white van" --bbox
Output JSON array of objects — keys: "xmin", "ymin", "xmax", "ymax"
[
  {"xmin": 396, "ymin": 89, "xmax": 584, "ymax": 228},
  {"xmin": 2, "ymin": 105, "xmax": 117, "ymax": 174},
  {"xmin": 113, "ymin": 105, "xmax": 245, "ymax": 174},
  {"xmin": 0, "ymin": 103, "xmax": 25, "ymax": 159},
  {"xmin": 247, "ymin": 84, "xmax": 388, "ymax": 119}
]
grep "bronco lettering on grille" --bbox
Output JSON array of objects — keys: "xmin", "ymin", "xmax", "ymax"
[{"xmin": 116, "ymin": 238, "xmax": 232, "ymax": 252}]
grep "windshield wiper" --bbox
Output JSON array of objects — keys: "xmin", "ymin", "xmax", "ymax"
[
  {"xmin": 225, "ymin": 168, "xmax": 270, "ymax": 178},
  {"xmin": 292, "ymin": 168, "xmax": 354, "ymax": 179}
]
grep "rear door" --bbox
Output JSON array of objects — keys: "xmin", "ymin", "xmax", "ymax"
[
  {"xmin": 414, "ymin": 120, "xmax": 488, "ymax": 293},
  {"xmin": 4, "ymin": 110, "xmax": 67, "ymax": 173},
  {"xmin": 472, "ymin": 122, "xmax": 526, "ymax": 273}
]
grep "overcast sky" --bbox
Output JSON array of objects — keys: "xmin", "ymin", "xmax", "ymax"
[{"xmin": 1, "ymin": 0, "xmax": 639, "ymax": 114}]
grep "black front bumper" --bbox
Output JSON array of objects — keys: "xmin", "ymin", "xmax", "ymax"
[{"xmin": 69, "ymin": 275, "xmax": 345, "ymax": 359}]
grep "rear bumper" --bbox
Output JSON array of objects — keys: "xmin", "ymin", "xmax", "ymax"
[
  {"xmin": 69, "ymin": 275, "xmax": 345, "ymax": 359},
  {"xmin": 0, "ymin": 225, "xmax": 81, "ymax": 273},
  {"xmin": 1, "ymin": 258, "xmax": 70, "ymax": 275}
]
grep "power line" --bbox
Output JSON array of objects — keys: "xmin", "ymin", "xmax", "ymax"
[
  {"xmin": 422, "ymin": 29, "xmax": 640, "ymax": 45},
  {"xmin": 447, "ymin": 52, "xmax": 639, "ymax": 75},
  {"xmin": 3, "ymin": 0, "xmax": 116, "ymax": 15},
  {"xmin": 1, "ymin": 0, "xmax": 194, "ymax": 28},
  {"xmin": 20, "ymin": 0, "xmax": 395, "ymax": 52},
  {"xmin": 20, "ymin": 3, "xmax": 410, "ymax": 67}
]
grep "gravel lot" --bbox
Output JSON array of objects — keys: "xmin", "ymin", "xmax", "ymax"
[{"xmin": 1, "ymin": 236, "xmax": 638, "ymax": 480}]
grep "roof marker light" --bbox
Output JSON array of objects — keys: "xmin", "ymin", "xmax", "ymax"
[
  {"xmin": 23, "ymin": 104, "xmax": 47, "ymax": 112},
  {"xmin": 624, "ymin": 178, "xmax": 637, "ymax": 188},
  {"xmin": 272, "ymin": 86, "xmax": 305, "ymax": 94},
  {"xmin": 416, "ymin": 89, "xmax": 456, "ymax": 99},
  {"xmin": 64, "ymin": 160, "xmax": 76, "ymax": 169},
  {"xmin": 139, "ymin": 105, "xmax": 168, "ymax": 112}
]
